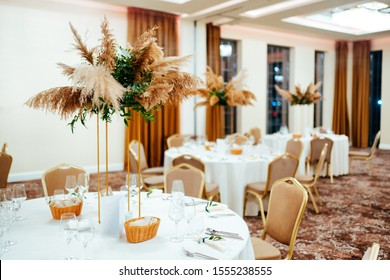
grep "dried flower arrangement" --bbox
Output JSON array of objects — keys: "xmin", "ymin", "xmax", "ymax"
[
  {"xmin": 274, "ymin": 82, "xmax": 322, "ymax": 105},
  {"xmin": 195, "ymin": 66, "xmax": 256, "ymax": 108},
  {"xmin": 26, "ymin": 17, "xmax": 201, "ymax": 130}
]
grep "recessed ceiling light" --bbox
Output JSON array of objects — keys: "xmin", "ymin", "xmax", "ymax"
[
  {"xmin": 240, "ymin": 0, "xmax": 324, "ymax": 18},
  {"xmin": 186, "ymin": 0, "xmax": 248, "ymax": 18}
]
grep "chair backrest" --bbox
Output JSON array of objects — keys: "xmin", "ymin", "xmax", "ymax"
[
  {"xmin": 309, "ymin": 137, "xmax": 333, "ymax": 163},
  {"xmin": 249, "ymin": 127, "xmax": 261, "ymax": 145},
  {"xmin": 264, "ymin": 153, "xmax": 299, "ymax": 195},
  {"xmin": 362, "ymin": 242, "xmax": 380, "ymax": 260},
  {"xmin": 369, "ymin": 131, "xmax": 381, "ymax": 158},
  {"xmin": 172, "ymin": 154, "xmax": 205, "ymax": 172},
  {"xmin": 42, "ymin": 163, "xmax": 87, "ymax": 197},
  {"xmin": 286, "ymin": 138, "xmax": 303, "ymax": 159},
  {"xmin": 167, "ymin": 134, "xmax": 185, "ymax": 149},
  {"xmin": 312, "ymin": 144, "xmax": 328, "ymax": 184},
  {"xmin": 129, "ymin": 140, "xmax": 149, "ymax": 173},
  {"xmin": 164, "ymin": 163, "xmax": 205, "ymax": 198},
  {"xmin": 264, "ymin": 177, "xmax": 308, "ymax": 260},
  {"xmin": 0, "ymin": 152, "xmax": 13, "ymax": 188},
  {"xmin": 226, "ymin": 133, "xmax": 249, "ymax": 145}
]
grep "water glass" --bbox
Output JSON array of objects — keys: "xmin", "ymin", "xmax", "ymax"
[
  {"xmin": 11, "ymin": 184, "xmax": 27, "ymax": 221},
  {"xmin": 65, "ymin": 175, "xmax": 77, "ymax": 195},
  {"xmin": 171, "ymin": 179, "xmax": 185, "ymax": 198},
  {"xmin": 76, "ymin": 218, "xmax": 94, "ymax": 259},
  {"xmin": 59, "ymin": 213, "xmax": 78, "ymax": 260},
  {"xmin": 168, "ymin": 197, "xmax": 185, "ymax": 242},
  {"xmin": 53, "ymin": 189, "xmax": 65, "ymax": 201},
  {"xmin": 129, "ymin": 174, "xmax": 143, "ymax": 203},
  {"xmin": 183, "ymin": 198, "xmax": 196, "ymax": 238},
  {"xmin": 77, "ymin": 173, "xmax": 89, "ymax": 196}
]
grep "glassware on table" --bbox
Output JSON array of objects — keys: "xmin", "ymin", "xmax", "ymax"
[
  {"xmin": 65, "ymin": 175, "xmax": 77, "ymax": 195},
  {"xmin": 53, "ymin": 189, "xmax": 65, "ymax": 201},
  {"xmin": 77, "ymin": 173, "xmax": 89, "ymax": 196},
  {"xmin": 168, "ymin": 197, "xmax": 185, "ymax": 242},
  {"xmin": 10, "ymin": 184, "xmax": 27, "ymax": 221},
  {"xmin": 76, "ymin": 218, "xmax": 94, "ymax": 260},
  {"xmin": 171, "ymin": 179, "xmax": 185, "ymax": 198},
  {"xmin": 129, "ymin": 174, "xmax": 143, "ymax": 203},
  {"xmin": 59, "ymin": 213, "xmax": 78, "ymax": 260},
  {"xmin": 182, "ymin": 198, "xmax": 196, "ymax": 238},
  {"xmin": 0, "ymin": 188, "xmax": 16, "ymax": 246}
]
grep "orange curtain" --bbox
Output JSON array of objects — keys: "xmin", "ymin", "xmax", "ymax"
[
  {"xmin": 124, "ymin": 7, "xmax": 180, "ymax": 169},
  {"xmin": 351, "ymin": 40, "xmax": 370, "ymax": 148},
  {"xmin": 206, "ymin": 23, "xmax": 225, "ymax": 142},
  {"xmin": 332, "ymin": 41, "xmax": 350, "ymax": 137}
]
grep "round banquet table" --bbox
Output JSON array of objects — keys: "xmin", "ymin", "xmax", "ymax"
[
  {"xmin": 2, "ymin": 192, "xmax": 254, "ymax": 260},
  {"xmin": 164, "ymin": 144, "xmax": 281, "ymax": 217},
  {"xmin": 262, "ymin": 133, "xmax": 349, "ymax": 176}
]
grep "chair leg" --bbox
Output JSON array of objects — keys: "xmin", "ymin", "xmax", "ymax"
[
  {"xmin": 306, "ymin": 186, "xmax": 319, "ymax": 214},
  {"xmin": 243, "ymin": 192, "xmax": 248, "ymax": 217},
  {"xmin": 306, "ymin": 161, "xmax": 310, "ymax": 175},
  {"xmin": 313, "ymin": 184, "xmax": 323, "ymax": 205},
  {"xmin": 328, "ymin": 163, "xmax": 333, "ymax": 183},
  {"xmin": 258, "ymin": 197, "xmax": 266, "ymax": 228},
  {"xmin": 367, "ymin": 160, "xmax": 373, "ymax": 176}
]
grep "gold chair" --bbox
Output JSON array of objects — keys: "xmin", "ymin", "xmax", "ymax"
[
  {"xmin": 243, "ymin": 153, "xmax": 299, "ymax": 226},
  {"xmin": 285, "ymin": 138, "xmax": 303, "ymax": 160},
  {"xmin": 164, "ymin": 163, "xmax": 205, "ymax": 198},
  {"xmin": 349, "ymin": 130, "xmax": 381, "ymax": 175},
  {"xmin": 246, "ymin": 127, "xmax": 261, "ymax": 145},
  {"xmin": 362, "ymin": 242, "xmax": 380, "ymax": 260},
  {"xmin": 251, "ymin": 177, "xmax": 308, "ymax": 260},
  {"xmin": 226, "ymin": 133, "xmax": 249, "ymax": 145},
  {"xmin": 0, "ymin": 151, "xmax": 12, "ymax": 189},
  {"xmin": 1, "ymin": 143, "xmax": 8, "ymax": 153},
  {"xmin": 296, "ymin": 144, "xmax": 328, "ymax": 214},
  {"xmin": 129, "ymin": 140, "xmax": 164, "ymax": 176},
  {"xmin": 41, "ymin": 163, "xmax": 87, "ymax": 197},
  {"xmin": 306, "ymin": 137, "xmax": 333, "ymax": 183},
  {"xmin": 172, "ymin": 154, "xmax": 220, "ymax": 201},
  {"xmin": 167, "ymin": 134, "xmax": 185, "ymax": 149}
]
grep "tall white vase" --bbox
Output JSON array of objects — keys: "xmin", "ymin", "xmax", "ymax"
[{"xmin": 288, "ymin": 104, "xmax": 314, "ymax": 134}]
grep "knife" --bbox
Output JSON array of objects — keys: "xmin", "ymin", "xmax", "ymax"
[{"xmin": 206, "ymin": 228, "xmax": 240, "ymax": 236}]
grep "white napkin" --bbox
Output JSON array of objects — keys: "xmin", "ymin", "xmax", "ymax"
[
  {"xmin": 196, "ymin": 202, "xmax": 228, "ymax": 212},
  {"xmin": 195, "ymin": 236, "xmax": 227, "ymax": 252}
]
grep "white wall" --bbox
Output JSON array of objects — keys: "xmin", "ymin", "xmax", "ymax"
[
  {"xmin": 220, "ymin": 25, "xmax": 336, "ymax": 136},
  {"xmin": 0, "ymin": 0, "xmax": 128, "ymax": 181}
]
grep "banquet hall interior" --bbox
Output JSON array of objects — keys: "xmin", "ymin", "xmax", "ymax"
[{"xmin": 0, "ymin": 0, "xmax": 389, "ymax": 260}]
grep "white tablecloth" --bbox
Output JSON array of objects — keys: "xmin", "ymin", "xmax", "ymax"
[
  {"xmin": 3, "ymin": 192, "xmax": 254, "ymax": 260},
  {"xmin": 164, "ymin": 144, "xmax": 280, "ymax": 217},
  {"xmin": 262, "ymin": 133, "xmax": 349, "ymax": 176}
]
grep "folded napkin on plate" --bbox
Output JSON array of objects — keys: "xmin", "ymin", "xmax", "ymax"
[
  {"xmin": 196, "ymin": 202, "xmax": 228, "ymax": 212},
  {"xmin": 195, "ymin": 236, "xmax": 227, "ymax": 252}
]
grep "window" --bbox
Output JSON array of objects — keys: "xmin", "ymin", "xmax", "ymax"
[
  {"xmin": 369, "ymin": 51, "xmax": 382, "ymax": 146},
  {"xmin": 267, "ymin": 45, "xmax": 290, "ymax": 134},
  {"xmin": 220, "ymin": 39, "xmax": 238, "ymax": 135},
  {"xmin": 314, "ymin": 51, "xmax": 324, "ymax": 128}
]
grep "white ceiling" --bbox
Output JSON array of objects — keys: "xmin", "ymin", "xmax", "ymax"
[{"xmin": 90, "ymin": 0, "xmax": 390, "ymax": 40}]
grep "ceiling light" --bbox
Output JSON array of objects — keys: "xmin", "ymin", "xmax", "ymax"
[
  {"xmin": 158, "ymin": 0, "xmax": 192, "ymax": 4},
  {"xmin": 240, "ymin": 0, "xmax": 324, "ymax": 18},
  {"xmin": 358, "ymin": 1, "xmax": 388, "ymax": 11},
  {"xmin": 186, "ymin": 0, "xmax": 248, "ymax": 18}
]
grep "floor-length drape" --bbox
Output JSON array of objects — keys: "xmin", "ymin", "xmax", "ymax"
[
  {"xmin": 206, "ymin": 23, "xmax": 225, "ymax": 142},
  {"xmin": 351, "ymin": 40, "xmax": 370, "ymax": 148},
  {"xmin": 124, "ymin": 7, "xmax": 180, "ymax": 169},
  {"xmin": 332, "ymin": 41, "xmax": 350, "ymax": 137}
]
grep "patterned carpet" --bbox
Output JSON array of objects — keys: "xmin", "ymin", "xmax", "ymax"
[{"xmin": 16, "ymin": 149, "xmax": 390, "ymax": 260}]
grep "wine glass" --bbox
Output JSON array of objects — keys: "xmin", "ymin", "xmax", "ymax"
[
  {"xmin": 0, "ymin": 188, "xmax": 16, "ymax": 246},
  {"xmin": 171, "ymin": 179, "xmax": 185, "ymax": 198},
  {"xmin": 77, "ymin": 173, "xmax": 89, "ymax": 197},
  {"xmin": 182, "ymin": 198, "xmax": 196, "ymax": 238},
  {"xmin": 129, "ymin": 174, "xmax": 143, "ymax": 203},
  {"xmin": 168, "ymin": 197, "xmax": 185, "ymax": 242},
  {"xmin": 10, "ymin": 184, "xmax": 27, "ymax": 221},
  {"xmin": 53, "ymin": 189, "xmax": 65, "ymax": 201},
  {"xmin": 65, "ymin": 175, "xmax": 77, "ymax": 196},
  {"xmin": 59, "ymin": 213, "xmax": 78, "ymax": 260},
  {"xmin": 76, "ymin": 218, "xmax": 94, "ymax": 259}
]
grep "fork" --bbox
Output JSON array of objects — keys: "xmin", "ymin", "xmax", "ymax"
[{"xmin": 183, "ymin": 248, "xmax": 218, "ymax": 260}]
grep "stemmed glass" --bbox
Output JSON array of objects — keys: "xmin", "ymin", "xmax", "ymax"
[
  {"xmin": 77, "ymin": 173, "xmax": 89, "ymax": 197},
  {"xmin": 168, "ymin": 196, "xmax": 185, "ymax": 242},
  {"xmin": 171, "ymin": 179, "xmax": 185, "ymax": 198},
  {"xmin": 59, "ymin": 213, "xmax": 78, "ymax": 260},
  {"xmin": 76, "ymin": 218, "xmax": 94, "ymax": 260},
  {"xmin": 65, "ymin": 175, "xmax": 77, "ymax": 196},
  {"xmin": 0, "ymin": 188, "xmax": 16, "ymax": 246},
  {"xmin": 182, "ymin": 197, "xmax": 196, "ymax": 238},
  {"xmin": 129, "ymin": 174, "xmax": 143, "ymax": 203},
  {"xmin": 0, "ymin": 208, "xmax": 10, "ymax": 257},
  {"xmin": 11, "ymin": 184, "xmax": 27, "ymax": 221}
]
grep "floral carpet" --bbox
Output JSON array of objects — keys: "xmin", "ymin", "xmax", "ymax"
[{"xmin": 18, "ymin": 150, "xmax": 390, "ymax": 260}]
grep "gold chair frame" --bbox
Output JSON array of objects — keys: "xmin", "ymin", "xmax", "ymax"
[
  {"xmin": 306, "ymin": 137, "xmax": 334, "ymax": 183},
  {"xmin": 166, "ymin": 134, "xmax": 185, "ymax": 149},
  {"xmin": 0, "ymin": 152, "xmax": 12, "ymax": 189},
  {"xmin": 286, "ymin": 138, "xmax": 303, "ymax": 160}
]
